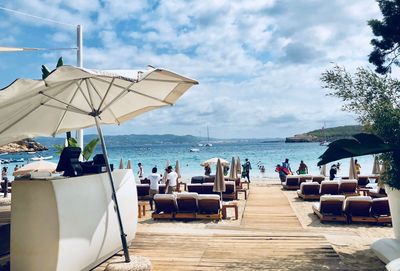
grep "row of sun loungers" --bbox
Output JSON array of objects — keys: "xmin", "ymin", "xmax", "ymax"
[
  {"xmin": 152, "ymin": 193, "xmax": 222, "ymax": 220},
  {"xmin": 312, "ymin": 195, "xmax": 391, "ymax": 224},
  {"xmin": 284, "ymin": 175, "xmax": 379, "ymax": 190},
  {"xmin": 297, "ymin": 180, "xmax": 359, "ymax": 200}
]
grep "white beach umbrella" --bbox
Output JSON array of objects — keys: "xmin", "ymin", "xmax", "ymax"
[
  {"xmin": 372, "ymin": 155, "xmax": 380, "ymax": 175},
  {"xmin": 162, "ymin": 160, "xmax": 170, "ymax": 183},
  {"xmin": 213, "ymin": 159, "xmax": 226, "ymax": 201},
  {"xmin": 119, "ymin": 158, "xmax": 124, "ymax": 169},
  {"xmin": 349, "ymin": 157, "xmax": 357, "ymax": 179},
  {"xmin": 236, "ymin": 156, "xmax": 242, "ymax": 177},
  {"xmin": 229, "ymin": 157, "xmax": 236, "ymax": 179},
  {"xmin": 0, "ymin": 65, "xmax": 198, "ymax": 262},
  {"xmin": 175, "ymin": 160, "xmax": 181, "ymax": 179},
  {"xmin": 200, "ymin": 157, "xmax": 229, "ymax": 167},
  {"xmin": 126, "ymin": 159, "xmax": 132, "ymax": 169},
  {"xmin": 13, "ymin": 160, "xmax": 57, "ymax": 176},
  {"xmin": 319, "ymin": 164, "xmax": 327, "ymax": 176}
]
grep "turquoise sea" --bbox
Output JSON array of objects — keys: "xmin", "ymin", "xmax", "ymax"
[{"xmin": 2, "ymin": 140, "xmax": 376, "ymax": 180}]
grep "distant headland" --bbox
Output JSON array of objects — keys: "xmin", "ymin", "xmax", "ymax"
[{"xmin": 285, "ymin": 125, "xmax": 363, "ymax": 143}]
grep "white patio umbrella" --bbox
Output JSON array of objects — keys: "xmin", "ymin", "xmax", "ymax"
[
  {"xmin": 118, "ymin": 158, "xmax": 124, "ymax": 169},
  {"xmin": 320, "ymin": 164, "xmax": 327, "ymax": 176},
  {"xmin": 349, "ymin": 157, "xmax": 357, "ymax": 179},
  {"xmin": 200, "ymin": 157, "xmax": 229, "ymax": 167},
  {"xmin": 213, "ymin": 159, "xmax": 226, "ymax": 201},
  {"xmin": 0, "ymin": 65, "xmax": 198, "ymax": 262},
  {"xmin": 372, "ymin": 155, "xmax": 380, "ymax": 175},
  {"xmin": 229, "ymin": 157, "xmax": 236, "ymax": 179},
  {"xmin": 13, "ymin": 160, "xmax": 57, "ymax": 176},
  {"xmin": 162, "ymin": 160, "xmax": 170, "ymax": 183},
  {"xmin": 175, "ymin": 160, "xmax": 181, "ymax": 179},
  {"xmin": 126, "ymin": 159, "xmax": 132, "ymax": 169}
]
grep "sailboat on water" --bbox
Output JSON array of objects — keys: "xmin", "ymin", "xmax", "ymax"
[
  {"xmin": 205, "ymin": 126, "xmax": 212, "ymax": 147},
  {"xmin": 320, "ymin": 122, "xmax": 330, "ymax": 146}
]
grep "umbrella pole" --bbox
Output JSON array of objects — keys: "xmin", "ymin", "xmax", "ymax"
[{"xmin": 94, "ymin": 117, "xmax": 131, "ymax": 263}]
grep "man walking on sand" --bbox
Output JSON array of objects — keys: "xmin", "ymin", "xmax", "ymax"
[
  {"xmin": 165, "ymin": 165, "xmax": 179, "ymax": 194},
  {"xmin": 242, "ymin": 158, "xmax": 252, "ymax": 183}
]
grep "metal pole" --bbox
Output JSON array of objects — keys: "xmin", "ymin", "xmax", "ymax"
[
  {"xmin": 76, "ymin": 24, "xmax": 84, "ymax": 152},
  {"xmin": 94, "ymin": 116, "xmax": 131, "ymax": 263}
]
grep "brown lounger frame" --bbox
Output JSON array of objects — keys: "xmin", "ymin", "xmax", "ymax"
[
  {"xmin": 298, "ymin": 193, "xmax": 320, "ymax": 200},
  {"xmin": 196, "ymin": 212, "xmax": 221, "ymax": 220},
  {"xmin": 312, "ymin": 205, "xmax": 347, "ymax": 222},
  {"xmin": 151, "ymin": 212, "xmax": 175, "ymax": 220}
]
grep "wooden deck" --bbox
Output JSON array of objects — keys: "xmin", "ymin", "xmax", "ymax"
[{"xmin": 96, "ymin": 186, "xmax": 348, "ymax": 270}]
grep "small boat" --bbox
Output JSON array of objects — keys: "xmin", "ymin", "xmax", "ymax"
[
  {"xmin": 320, "ymin": 141, "xmax": 330, "ymax": 146},
  {"xmin": 10, "ymin": 158, "xmax": 24, "ymax": 163},
  {"xmin": 31, "ymin": 156, "xmax": 53, "ymax": 161},
  {"xmin": 197, "ymin": 143, "xmax": 204, "ymax": 147},
  {"xmin": 27, "ymin": 151, "xmax": 36, "ymax": 154},
  {"xmin": 205, "ymin": 143, "xmax": 213, "ymax": 147},
  {"xmin": 189, "ymin": 148, "xmax": 200, "ymax": 152},
  {"xmin": 0, "ymin": 152, "xmax": 8, "ymax": 156}
]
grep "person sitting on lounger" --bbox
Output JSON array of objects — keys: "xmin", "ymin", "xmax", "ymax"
[{"xmin": 148, "ymin": 167, "xmax": 161, "ymax": 210}]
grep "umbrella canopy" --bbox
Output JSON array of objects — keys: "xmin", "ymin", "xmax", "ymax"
[
  {"xmin": 175, "ymin": 160, "xmax": 181, "ymax": 179},
  {"xmin": 0, "ymin": 65, "xmax": 197, "ymax": 263},
  {"xmin": 119, "ymin": 158, "xmax": 124, "ymax": 169},
  {"xmin": 126, "ymin": 159, "xmax": 132, "ymax": 169},
  {"xmin": 13, "ymin": 160, "xmax": 57, "ymax": 176},
  {"xmin": 372, "ymin": 155, "xmax": 380, "ymax": 174},
  {"xmin": 162, "ymin": 160, "xmax": 170, "ymax": 183},
  {"xmin": 213, "ymin": 159, "xmax": 226, "ymax": 200},
  {"xmin": 319, "ymin": 164, "xmax": 327, "ymax": 176},
  {"xmin": 349, "ymin": 157, "xmax": 357, "ymax": 179},
  {"xmin": 236, "ymin": 156, "xmax": 241, "ymax": 176},
  {"xmin": 0, "ymin": 65, "xmax": 198, "ymax": 145},
  {"xmin": 201, "ymin": 157, "xmax": 229, "ymax": 167},
  {"xmin": 229, "ymin": 157, "xmax": 236, "ymax": 179},
  {"xmin": 318, "ymin": 133, "xmax": 399, "ymax": 166}
]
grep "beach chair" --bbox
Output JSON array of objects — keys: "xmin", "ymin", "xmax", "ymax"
[
  {"xmin": 369, "ymin": 186, "xmax": 387, "ymax": 198},
  {"xmin": 204, "ymin": 175, "xmax": 216, "ymax": 183},
  {"xmin": 136, "ymin": 184, "xmax": 150, "ymax": 201},
  {"xmin": 225, "ymin": 177, "xmax": 241, "ymax": 189},
  {"xmin": 319, "ymin": 180, "xmax": 339, "ymax": 195},
  {"xmin": 187, "ymin": 183, "xmax": 203, "ymax": 194},
  {"xmin": 152, "ymin": 194, "xmax": 178, "ymax": 219},
  {"xmin": 191, "ymin": 176, "xmax": 204, "ymax": 184},
  {"xmin": 357, "ymin": 176, "xmax": 370, "ymax": 187},
  {"xmin": 282, "ymin": 176, "xmax": 300, "ymax": 190},
  {"xmin": 312, "ymin": 175, "xmax": 326, "ymax": 184},
  {"xmin": 222, "ymin": 181, "xmax": 237, "ymax": 201},
  {"xmin": 196, "ymin": 194, "xmax": 222, "ymax": 220},
  {"xmin": 312, "ymin": 195, "xmax": 346, "ymax": 222},
  {"xmin": 371, "ymin": 197, "xmax": 391, "ymax": 224},
  {"xmin": 202, "ymin": 183, "xmax": 216, "ymax": 195},
  {"xmin": 175, "ymin": 192, "xmax": 198, "ymax": 219},
  {"xmin": 297, "ymin": 182, "xmax": 320, "ymax": 200},
  {"xmin": 140, "ymin": 179, "xmax": 150, "ymax": 185},
  {"xmin": 343, "ymin": 196, "xmax": 374, "ymax": 223},
  {"xmin": 159, "ymin": 184, "xmax": 166, "ymax": 194},
  {"xmin": 339, "ymin": 179, "xmax": 358, "ymax": 197},
  {"xmin": 299, "ymin": 175, "xmax": 313, "ymax": 185}
]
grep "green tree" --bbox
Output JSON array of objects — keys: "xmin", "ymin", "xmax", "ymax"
[
  {"xmin": 321, "ymin": 66, "xmax": 400, "ymax": 188},
  {"xmin": 368, "ymin": 0, "xmax": 400, "ymax": 74}
]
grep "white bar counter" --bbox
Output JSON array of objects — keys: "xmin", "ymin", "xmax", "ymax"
[{"xmin": 11, "ymin": 169, "xmax": 138, "ymax": 271}]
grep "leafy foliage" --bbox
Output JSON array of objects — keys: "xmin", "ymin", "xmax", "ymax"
[
  {"xmin": 54, "ymin": 137, "xmax": 99, "ymax": 161},
  {"xmin": 368, "ymin": 0, "xmax": 400, "ymax": 74},
  {"xmin": 307, "ymin": 125, "xmax": 364, "ymax": 139},
  {"xmin": 42, "ymin": 57, "xmax": 63, "ymax": 79},
  {"xmin": 321, "ymin": 66, "xmax": 400, "ymax": 189}
]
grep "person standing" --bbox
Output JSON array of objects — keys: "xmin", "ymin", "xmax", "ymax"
[
  {"xmin": 165, "ymin": 165, "xmax": 178, "ymax": 194},
  {"xmin": 242, "ymin": 158, "xmax": 252, "ymax": 183},
  {"xmin": 282, "ymin": 158, "xmax": 292, "ymax": 174},
  {"xmin": 137, "ymin": 162, "xmax": 144, "ymax": 179},
  {"xmin": 275, "ymin": 164, "xmax": 287, "ymax": 182},
  {"xmin": 147, "ymin": 167, "xmax": 161, "ymax": 210},
  {"xmin": 329, "ymin": 165, "xmax": 337, "ymax": 180},
  {"xmin": 204, "ymin": 164, "xmax": 211, "ymax": 176},
  {"xmin": 354, "ymin": 159, "xmax": 361, "ymax": 175},
  {"xmin": 1, "ymin": 167, "xmax": 8, "ymax": 198}
]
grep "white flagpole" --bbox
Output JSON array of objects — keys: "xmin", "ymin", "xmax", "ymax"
[{"xmin": 76, "ymin": 25, "xmax": 84, "ymax": 151}]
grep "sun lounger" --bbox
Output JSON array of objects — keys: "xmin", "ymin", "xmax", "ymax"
[
  {"xmin": 369, "ymin": 186, "xmax": 387, "ymax": 198},
  {"xmin": 196, "ymin": 194, "xmax": 221, "ymax": 220},
  {"xmin": 297, "ymin": 182, "xmax": 320, "ymax": 200},
  {"xmin": 202, "ymin": 183, "xmax": 216, "ymax": 194},
  {"xmin": 339, "ymin": 179, "xmax": 358, "ymax": 196},
  {"xmin": 312, "ymin": 195, "xmax": 346, "ymax": 222},
  {"xmin": 159, "ymin": 184, "xmax": 166, "ymax": 194},
  {"xmin": 357, "ymin": 176, "xmax": 370, "ymax": 187},
  {"xmin": 225, "ymin": 177, "xmax": 241, "ymax": 189},
  {"xmin": 371, "ymin": 197, "xmax": 391, "ymax": 224},
  {"xmin": 222, "ymin": 181, "xmax": 236, "ymax": 201},
  {"xmin": 299, "ymin": 175, "xmax": 313, "ymax": 185},
  {"xmin": 187, "ymin": 183, "xmax": 203, "ymax": 194},
  {"xmin": 312, "ymin": 175, "xmax": 326, "ymax": 184},
  {"xmin": 175, "ymin": 193, "xmax": 198, "ymax": 219},
  {"xmin": 136, "ymin": 184, "xmax": 150, "ymax": 201},
  {"xmin": 140, "ymin": 179, "xmax": 150, "ymax": 185},
  {"xmin": 191, "ymin": 176, "xmax": 204, "ymax": 184},
  {"xmin": 282, "ymin": 176, "xmax": 300, "ymax": 190},
  {"xmin": 319, "ymin": 180, "xmax": 339, "ymax": 195},
  {"xmin": 152, "ymin": 194, "xmax": 177, "ymax": 219},
  {"xmin": 343, "ymin": 196, "xmax": 374, "ymax": 223},
  {"xmin": 204, "ymin": 175, "xmax": 215, "ymax": 183}
]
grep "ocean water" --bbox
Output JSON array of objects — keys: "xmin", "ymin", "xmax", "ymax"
[{"xmin": 2, "ymin": 141, "xmax": 376, "ymax": 180}]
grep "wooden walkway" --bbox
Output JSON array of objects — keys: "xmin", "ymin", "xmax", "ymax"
[{"xmin": 97, "ymin": 186, "xmax": 348, "ymax": 270}]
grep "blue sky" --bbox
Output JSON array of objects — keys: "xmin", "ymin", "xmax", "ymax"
[{"xmin": 0, "ymin": 0, "xmax": 385, "ymax": 138}]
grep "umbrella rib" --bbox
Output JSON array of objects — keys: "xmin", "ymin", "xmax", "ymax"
[
  {"xmin": 41, "ymin": 103, "xmax": 90, "ymax": 116},
  {"xmin": 144, "ymin": 78, "xmax": 196, "ymax": 84},
  {"xmin": 98, "ymin": 81, "xmax": 134, "ymax": 114},
  {"xmin": 92, "ymin": 77, "xmax": 173, "ymax": 106},
  {"xmin": 87, "ymin": 79, "xmax": 120, "ymax": 123},
  {"xmin": 39, "ymin": 91, "xmax": 91, "ymax": 115},
  {"xmin": 52, "ymin": 85, "xmax": 83, "ymax": 135},
  {"xmin": 85, "ymin": 79, "xmax": 96, "ymax": 110},
  {"xmin": 75, "ymin": 80, "xmax": 94, "ymax": 112},
  {"xmin": 97, "ymin": 77, "xmax": 115, "ymax": 112}
]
